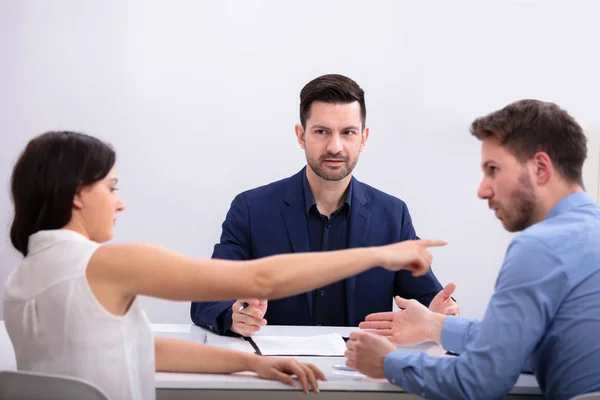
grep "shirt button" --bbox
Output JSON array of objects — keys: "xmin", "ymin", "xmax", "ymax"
[
  {"xmin": 327, "ymin": 224, "xmax": 331, "ymax": 228},
  {"xmin": 320, "ymin": 290, "xmax": 325, "ymax": 296},
  {"xmin": 208, "ymin": 324, "xmax": 214, "ymax": 331}
]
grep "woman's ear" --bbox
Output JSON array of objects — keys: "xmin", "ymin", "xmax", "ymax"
[{"xmin": 73, "ymin": 188, "xmax": 84, "ymax": 210}]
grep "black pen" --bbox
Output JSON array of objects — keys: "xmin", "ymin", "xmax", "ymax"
[{"xmin": 239, "ymin": 301, "xmax": 249, "ymax": 312}]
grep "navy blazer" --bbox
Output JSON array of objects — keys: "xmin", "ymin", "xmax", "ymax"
[{"xmin": 191, "ymin": 168, "xmax": 443, "ymax": 334}]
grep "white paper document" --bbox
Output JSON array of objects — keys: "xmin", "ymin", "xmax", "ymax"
[{"xmin": 250, "ymin": 333, "xmax": 346, "ymax": 356}]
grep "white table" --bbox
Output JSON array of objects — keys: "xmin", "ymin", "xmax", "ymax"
[{"xmin": 0, "ymin": 322, "xmax": 542, "ymax": 399}]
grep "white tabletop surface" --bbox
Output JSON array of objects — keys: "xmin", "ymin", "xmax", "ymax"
[{"xmin": 0, "ymin": 321, "xmax": 542, "ymax": 395}]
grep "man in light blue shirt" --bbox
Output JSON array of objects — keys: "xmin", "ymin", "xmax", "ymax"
[{"xmin": 346, "ymin": 99, "xmax": 600, "ymax": 399}]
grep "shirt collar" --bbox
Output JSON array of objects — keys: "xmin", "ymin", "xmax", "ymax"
[
  {"xmin": 27, "ymin": 229, "xmax": 91, "ymax": 255},
  {"xmin": 302, "ymin": 169, "xmax": 353, "ymax": 216},
  {"xmin": 546, "ymin": 191, "xmax": 596, "ymax": 220}
]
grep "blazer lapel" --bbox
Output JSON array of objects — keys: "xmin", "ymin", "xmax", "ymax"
[
  {"xmin": 346, "ymin": 178, "xmax": 370, "ymax": 326},
  {"xmin": 281, "ymin": 169, "xmax": 313, "ymax": 319}
]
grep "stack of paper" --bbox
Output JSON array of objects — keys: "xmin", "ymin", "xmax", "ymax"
[{"xmin": 250, "ymin": 333, "xmax": 346, "ymax": 356}]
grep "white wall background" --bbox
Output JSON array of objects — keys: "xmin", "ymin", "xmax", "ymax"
[{"xmin": 1, "ymin": 0, "xmax": 599, "ymax": 323}]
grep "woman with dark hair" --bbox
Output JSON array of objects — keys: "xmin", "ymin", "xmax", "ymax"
[{"xmin": 3, "ymin": 131, "xmax": 444, "ymax": 400}]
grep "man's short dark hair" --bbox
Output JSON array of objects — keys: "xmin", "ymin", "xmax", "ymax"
[
  {"xmin": 470, "ymin": 99, "xmax": 587, "ymax": 185},
  {"xmin": 299, "ymin": 74, "xmax": 366, "ymax": 129}
]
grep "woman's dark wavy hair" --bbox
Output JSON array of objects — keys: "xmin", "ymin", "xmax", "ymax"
[{"xmin": 10, "ymin": 131, "xmax": 116, "ymax": 256}]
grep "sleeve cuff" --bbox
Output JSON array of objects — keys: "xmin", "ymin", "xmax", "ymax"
[
  {"xmin": 440, "ymin": 316, "xmax": 471, "ymax": 354},
  {"xmin": 383, "ymin": 351, "xmax": 415, "ymax": 386},
  {"xmin": 383, "ymin": 351, "xmax": 400, "ymax": 386},
  {"xmin": 219, "ymin": 308, "xmax": 240, "ymax": 336}
]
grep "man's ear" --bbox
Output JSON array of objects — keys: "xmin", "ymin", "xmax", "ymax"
[
  {"xmin": 295, "ymin": 124, "xmax": 306, "ymax": 150},
  {"xmin": 360, "ymin": 126, "xmax": 370, "ymax": 152},
  {"xmin": 532, "ymin": 152, "xmax": 552, "ymax": 185}
]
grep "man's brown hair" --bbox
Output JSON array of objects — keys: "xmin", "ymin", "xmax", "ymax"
[
  {"xmin": 299, "ymin": 74, "xmax": 366, "ymax": 129},
  {"xmin": 471, "ymin": 99, "xmax": 587, "ymax": 185}
]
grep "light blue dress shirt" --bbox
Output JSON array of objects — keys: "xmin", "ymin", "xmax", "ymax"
[{"xmin": 384, "ymin": 192, "xmax": 600, "ymax": 399}]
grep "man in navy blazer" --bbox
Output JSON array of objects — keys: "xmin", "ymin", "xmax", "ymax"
[{"xmin": 191, "ymin": 74, "xmax": 457, "ymax": 336}]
